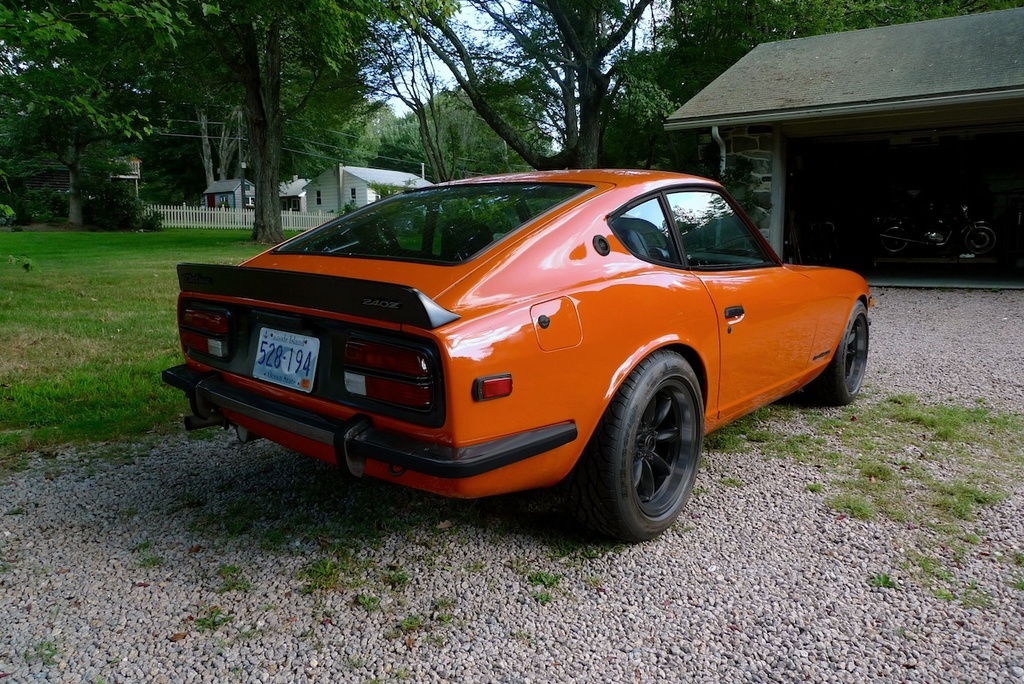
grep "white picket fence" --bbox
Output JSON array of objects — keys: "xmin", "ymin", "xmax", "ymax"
[{"xmin": 149, "ymin": 205, "xmax": 333, "ymax": 231}]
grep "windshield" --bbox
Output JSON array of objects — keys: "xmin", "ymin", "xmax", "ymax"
[{"xmin": 278, "ymin": 182, "xmax": 590, "ymax": 264}]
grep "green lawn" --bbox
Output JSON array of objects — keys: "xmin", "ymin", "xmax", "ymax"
[{"xmin": 0, "ymin": 229, "xmax": 277, "ymax": 466}]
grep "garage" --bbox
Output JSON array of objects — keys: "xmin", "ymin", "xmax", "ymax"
[{"xmin": 664, "ymin": 8, "xmax": 1024, "ymax": 286}]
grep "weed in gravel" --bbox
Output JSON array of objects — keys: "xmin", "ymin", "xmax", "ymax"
[
  {"xmin": 720, "ymin": 476, "xmax": 744, "ymax": 487},
  {"xmin": 827, "ymin": 492, "xmax": 874, "ymax": 520},
  {"xmin": 527, "ymin": 570, "xmax": 561, "ymax": 588},
  {"xmin": 868, "ymin": 573, "xmax": 898, "ymax": 589},
  {"xmin": 299, "ymin": 558, "xmax": 343, "ymax": 594},
  {"xmin": 959, "ymin": 581, "xmax": 993, "ymax": 609},
  {"xmin": 355, "ymin": 594, "xmax": 381, "ymax": 612},
  {"xmin": 384, "ymin": 566, "xmax": 411, "ymax": 588},
  {"xmin": 259, "ymin": 528, "xmax": 289, "ymax": 552},
  {"xmin": 5, "ymin": 506, "xmax": 25, "ymax": 515},
  {"xmin": 215, "ymin": 564, "xmax": 252, "ymax": 593},
  {"xmin": 134, "ymin": 541, "xmax": 163, "ymax": 568},
  {"xmin": 806, "ymin": 483, "xmax": 824, "ymax": 493},
  {"xmin": 221, "ymin": 500, "xmax": 261, "ymax": 536},
  {"xmin": 1009, "ymin": 575, "xmax": 1024, "ymax": 591},
  {"xmin": 25, "ymin": 640, "xmax": 59, "ymax": 665},
  {"xmin": 531, "ymin": 590, "xmax": 553, "ymax": 605},
  {"xmin": 194, "ymin": 605, "xmax": 233, "ymax": 632},
  {"xmin": 906, "ymin": 552, "xmax": 955, "ymax": 584},
  {"xmin": 929, "ymin": 481, "xmax": 1004, "ymax": 521},
  {"xmin": 399, "ymin": 614, "xmax": 424, "ymax": 632}
]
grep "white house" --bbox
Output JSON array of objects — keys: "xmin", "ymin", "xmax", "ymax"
[
  {"xmin": 279, "ymin": 175, "xmax": 309, "ymax": 212},
  {"xmin": 305, "ymin": 165, "xmax": 432, "ymax": 213}
]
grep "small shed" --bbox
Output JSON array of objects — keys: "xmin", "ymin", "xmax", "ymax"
[
  {"xmin": 665, "ymin": 8, "xmax": 1024, "ymax": 278},
  {"xmin": 203, "ymin": 179, "xmax": 254, "ymax": 209},
  {"xmin": 305, "ymin": 165, "xmax": 431, "ymax": 213}
]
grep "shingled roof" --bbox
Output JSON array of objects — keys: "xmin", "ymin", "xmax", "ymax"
[{"xmin": 665, "ymin": 8, "xmax": 1024, "ymax": 131}]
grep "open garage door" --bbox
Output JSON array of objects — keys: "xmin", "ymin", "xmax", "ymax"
[{"xmin": 785, "ymin": 129, "xmax": 1024, "ymax": 284}]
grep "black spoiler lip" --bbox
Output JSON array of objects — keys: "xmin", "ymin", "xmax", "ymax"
[{"xmin": 175, "ymin": 263, "xmax": 460, "ymax": 330}]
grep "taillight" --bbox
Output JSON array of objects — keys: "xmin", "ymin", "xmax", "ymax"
[
  {"xmin": 344, "ymin": 337, "xmax": 434, "ymax": 410},
  {"xmin": 180, "ymin": 306, "xmax": 231, "ymax": 359}
]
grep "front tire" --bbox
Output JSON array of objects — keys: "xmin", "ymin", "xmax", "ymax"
[
  {"xmin": 963, "ymin": 222, "xmax": 996, "ymax": 256},
  {"xmin": 566, "ymin": 351, "xmax": 703, "ymax": 542},
  {"xmin": 804, "ymin": 301, "xmax": 869, "ymax": 406}
]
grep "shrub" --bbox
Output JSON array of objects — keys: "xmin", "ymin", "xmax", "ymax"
[
  {"xmin": 21, "ymin": 189, "xmax": 69, "ymax": 224},
  {"xmin": 138, "ymin": 207, "xmax": 163, "ymax": 232},
  {"xmin": 83, "ymin": 180, "xmax": 142, "ymax": 230}
]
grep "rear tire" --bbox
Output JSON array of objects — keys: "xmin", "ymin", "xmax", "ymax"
[
  {"xmin": 566, "ymin": 351, "xmax": 703, "ymax": 542},
  {"xmin": 804, "ymin": 301, "xmax": 869, "ymax": 406},
  {"xmin": 879, "ymin": 226, "xmax": 908, "ymax": 253}
]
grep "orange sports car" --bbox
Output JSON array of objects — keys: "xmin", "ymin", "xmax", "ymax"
[{"xmin": 163, "ymin": 169, "xmax": 870, "ymax": 541}]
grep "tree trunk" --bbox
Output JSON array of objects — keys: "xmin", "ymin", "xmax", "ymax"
[
  {"xmin": 237, "ymin": 23, "xmax": 284, "ymax": 244},
  {"xmin": 197, "ymin": 108, "xmax": 215, "ymax": 187},
  {"xmin": 217, "ymin": 108, "xmax": 241, "ymax": 181},
  {"xmin": 66, "ymin": 144, "xmax": 84, "ymax": 227}
]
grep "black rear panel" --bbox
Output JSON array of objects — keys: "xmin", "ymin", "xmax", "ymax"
[{"xmin": 180, "ymin": 297, "xmax": 446, "ymax": 428}]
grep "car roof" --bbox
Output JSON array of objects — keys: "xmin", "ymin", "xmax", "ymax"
[{"xmin": 436, "ymin": 168, "xmax": 722, "ymax": 191}]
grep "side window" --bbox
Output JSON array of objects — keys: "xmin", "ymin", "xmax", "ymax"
[
  {"xmin": 666, "ymin": 191, "xmax": 771, "ymax": 268},
  {"xmin": 609, "ymin": 198, "xmax": 680, "ymax": 263}
]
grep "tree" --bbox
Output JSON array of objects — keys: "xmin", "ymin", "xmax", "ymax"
[
  {"xmin": 406, "ymin": 0, "xmax": 655, "ymax": 170},
  {"xmin": 185, "ymin": 0, "xmax": 450, "ymax": 243},
  {"xmin": 0, "ymin": 1, "xmax": 186, "ymax": 225}
]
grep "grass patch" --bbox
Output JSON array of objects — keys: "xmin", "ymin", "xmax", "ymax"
[
  {"xmin": 720, "ymin": 395, "xmax": 1022, "ymax": 533},
  {"xmin": 722, "ymin": 393, "xmax": 1023, "ymax": 600},
  {"xmin": 0, "ymin": 230, "xmax": 272, "ymax": 465}
]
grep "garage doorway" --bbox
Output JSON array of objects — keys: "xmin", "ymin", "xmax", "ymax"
[{"xmin": 785, "ymin": 129, "xmax": 1024, "ymax": 285}]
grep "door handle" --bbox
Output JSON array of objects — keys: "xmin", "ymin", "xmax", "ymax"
[{"xmin": 724, "ymin": 305, "xmax": 745, "ymax": 319}]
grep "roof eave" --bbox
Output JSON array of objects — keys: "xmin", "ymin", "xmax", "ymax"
[{"xmin": 664, "ymin": 87, "xmax": 1024, "ymax": 131}]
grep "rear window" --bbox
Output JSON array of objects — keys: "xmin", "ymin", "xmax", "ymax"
[{"xmin": 278, "ymin": 182, "xmax": 590, "ymax": 264}]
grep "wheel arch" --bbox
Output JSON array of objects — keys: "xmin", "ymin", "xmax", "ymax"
[{"xmin": 594, "ymin": 340, "xmax": 711, "ymax": 437}]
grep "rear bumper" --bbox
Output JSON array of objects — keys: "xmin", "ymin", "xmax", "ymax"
[{"xmin": 162, "ymin": 364, "xmax": 577, "ymax": 479}]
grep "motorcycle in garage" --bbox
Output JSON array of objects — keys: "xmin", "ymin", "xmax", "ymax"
[{"xmin": 877, "ymin": 198, "xmax": 997, "ymax": 257}]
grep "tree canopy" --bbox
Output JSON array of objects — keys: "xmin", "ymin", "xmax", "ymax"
[{"xmin": 3, "ymin": 0, "xmax": 1019, "ymax": 234}]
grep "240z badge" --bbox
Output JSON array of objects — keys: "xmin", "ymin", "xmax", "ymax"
[{"xmin": 362, "ymin": 298, "xmax": 402, "ymax": 310}]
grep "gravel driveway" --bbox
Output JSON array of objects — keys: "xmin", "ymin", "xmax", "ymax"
[{"xmin": 2, "ymin": 287, "xmax": 1023, "ymax": 683}]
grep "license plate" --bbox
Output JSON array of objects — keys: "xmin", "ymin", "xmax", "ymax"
[{"xmin": 252, "ymin": 327, "xmax": 320, "ymax": 393}]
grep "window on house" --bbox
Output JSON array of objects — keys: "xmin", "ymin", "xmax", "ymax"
[
  {"xmin": 316, "ymin": 190, "xmax": 322, "ymax": 205},
  {"xmin": 350, "ymin": 188, "xmax": 357, "ymax": 202}
]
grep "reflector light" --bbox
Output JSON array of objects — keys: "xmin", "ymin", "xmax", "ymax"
[
  {"xmin": 180, "ymin": 306, "xmax": 230, "ymax": 358},
  {"xmin": 181, "ymin": 330, "xmax": 229, "ymax": 359},
  {"xmin": 473, "ymin": 374, "xmax": 513, "ymax": 401},
  {"xmin": 182, "ymin": 308, "xmax": 230, "ymax": 335},
  {"xmin": 345, "ymin": 339, "xmax": 430, "ymax": 378}
]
